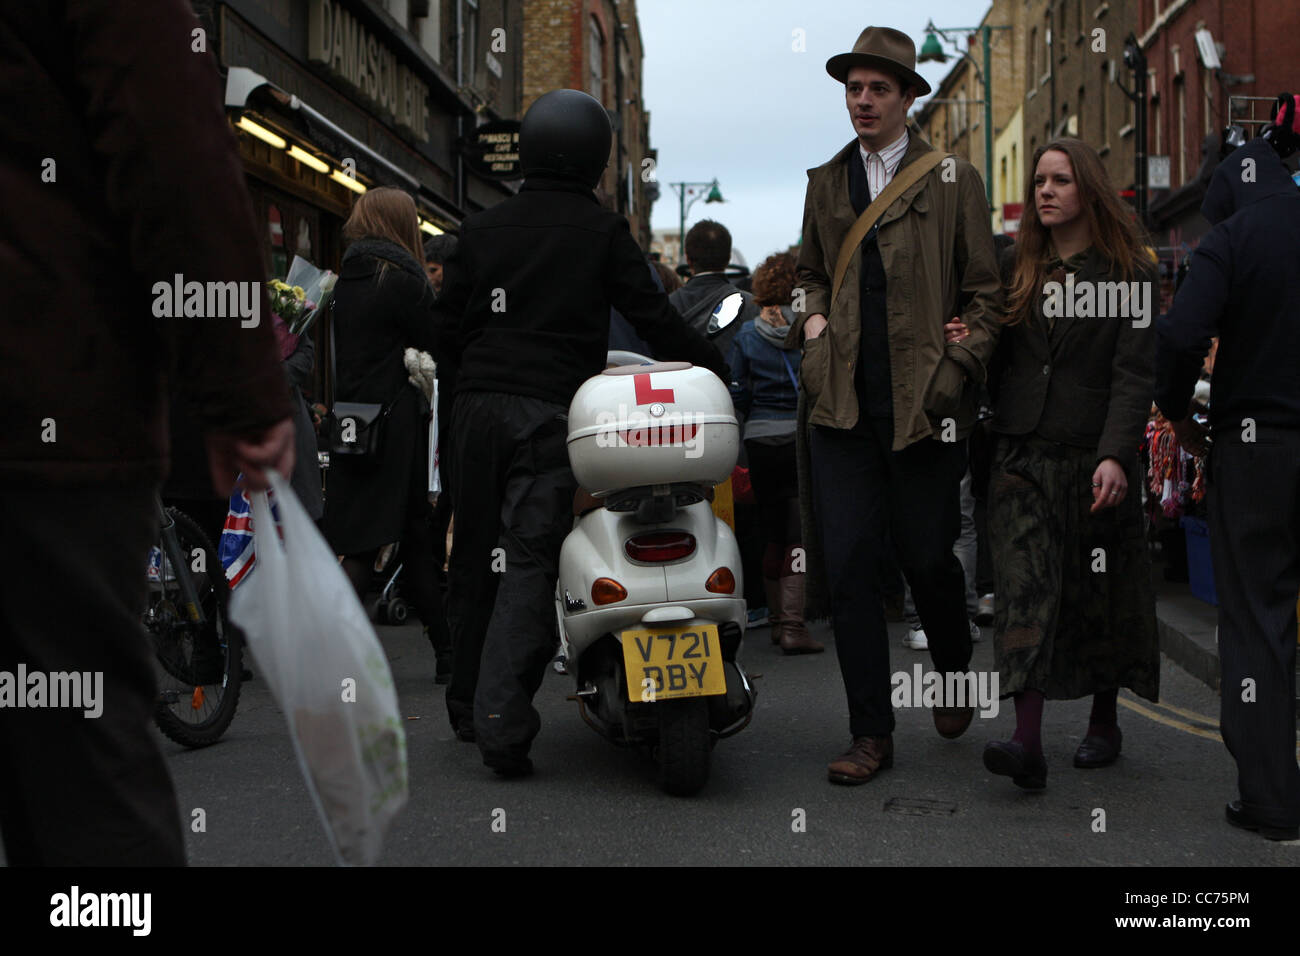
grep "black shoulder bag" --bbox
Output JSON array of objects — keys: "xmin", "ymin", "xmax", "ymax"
[{"xmin": 326, "ymin": 298, "xmax": 404, "ymax": 459}]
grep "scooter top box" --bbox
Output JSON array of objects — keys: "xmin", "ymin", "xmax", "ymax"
[{"xmin": 567, "ymin": 362, "xmax": 739, "ymax": 496}]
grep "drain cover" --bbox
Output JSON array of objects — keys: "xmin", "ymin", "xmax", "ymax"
[{"xmin": 883, "ymin": 797, "xmax": 957, "ymax": 817}]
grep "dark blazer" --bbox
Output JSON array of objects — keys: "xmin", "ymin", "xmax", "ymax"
[
  {"xmin": 1156, "ymin": 136, "xmax": 1300, "ymax": 430},
  {"xmin": 434, "ymin": 176, "xmax": 727, "ymax": 406},
  {"xmin": 989, "ymin": 246, "xmax": 1157, "ymax": 472},
  {"xmin": 0, "ymin": 0, "xmax": 291, "ymax": 487},
  {"xmin": 320, "ymin": 238, "xmax": 438, "ymax": 555}
]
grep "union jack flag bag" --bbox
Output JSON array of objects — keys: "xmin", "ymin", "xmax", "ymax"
[{"xmin": 218, "ymin": 478, "xmax": 282, "ymax": 590}]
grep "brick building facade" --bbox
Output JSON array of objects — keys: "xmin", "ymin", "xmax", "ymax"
[
  {"xmin": 522, "ymin": 0, "xmax": 656, "ymax": 246},
  {"xmin": 1141, "ymin": 0, "xmax": 1300, "ymax": 248}
]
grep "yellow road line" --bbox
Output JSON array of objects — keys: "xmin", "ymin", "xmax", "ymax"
[
  {"xmin": 1118, "ymin": 697, "xmax": 1223, "ymax": 743},
  {"xmin": 1119, "ymin": 697, "xmax": 1300, "ymax": 755},
  {"xmin": 1144, "ymin": 697, "xmax": 1220, "ymax": 726}
]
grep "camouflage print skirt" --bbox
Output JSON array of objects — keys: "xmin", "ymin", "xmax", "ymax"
[{"xmin": 987, "ymin": 435, "xmax": 1159, "ymax": 701}]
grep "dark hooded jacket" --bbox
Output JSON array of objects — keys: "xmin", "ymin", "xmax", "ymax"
[
  {"xmin": 1155, "ymin": 137, "xmax": 1300, "ymax": 429},
  {"xmin": 669, "ymin": 272, "xmax": 758, "ymax": 363}
]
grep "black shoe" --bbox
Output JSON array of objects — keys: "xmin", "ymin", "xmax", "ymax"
[
  {"xmin": 983, "ymin": 740, "xmax": 1047, "ymax": 790},
  {"xmin": 454, "ymin": 721, "xmax": 476, "ymax": 743},
  {"xmin": 1074, "ymin": 728, "xmax": 1122, "ymax": 768},
  {"xmin": 1225, "ymin": 801, "xmax": 1299, "ymax": 841},
  {"xmin": 485, "ymin": 752, "xmax": 533, "ymax": 778}
]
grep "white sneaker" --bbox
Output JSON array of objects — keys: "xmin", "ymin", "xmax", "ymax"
[
  {"xmin": 969, "ymin": 621, "xmax": 982, "ymax": 643},
  {"xmin": 903, "ymin": 627, "xmax": 929, "ymax": 650}
]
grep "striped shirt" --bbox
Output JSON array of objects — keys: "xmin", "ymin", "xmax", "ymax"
[{"xmin": 859, "ymin": 129, "xmax": 909, "ymax": 200}]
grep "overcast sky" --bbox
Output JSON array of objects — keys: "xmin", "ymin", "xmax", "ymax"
[{"xmin": 638, "ymin": 0, "xmax": 993, "ymax": 266}]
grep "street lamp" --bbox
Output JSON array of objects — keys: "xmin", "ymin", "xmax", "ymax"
[
  {"xmin": 671, "ymin": 179, "xmax": 724, "ymax": 267},
  {"xmin": 919, "ymin": 19, "xmax": 1011, "ymax": 212},
  {"xmin": 1117, "ymin": 32, "xmax": 1149, "ymax": 229}
]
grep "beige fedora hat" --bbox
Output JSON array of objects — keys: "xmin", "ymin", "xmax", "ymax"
[{"xmin": 825, "ymin": 26, "xmax": 932, "ymax": 95}]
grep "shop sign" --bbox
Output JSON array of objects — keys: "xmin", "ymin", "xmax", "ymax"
[
  {"xmin": 463, "ymin": 120, "xmax": 521, "ymax": 179},
  {"xmin": 307, "ymin": 0, "xmax": 430, "ymax": 143}
]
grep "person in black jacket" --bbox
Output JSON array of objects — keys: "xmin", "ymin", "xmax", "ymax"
[
  {"xmin": 320, "ymin": 188, "xmax": 450, "ymax": 678},
  {"xmin": 1155, "ymin": 103, "xmax": 1300, "ymax": 841},
  {"xmin": 434, "ymin": 88, "xmax": 728, "ymax": 776},
  {"xmin": 670, "ymin": 220, "xmax": 758, "ymax": 363}
]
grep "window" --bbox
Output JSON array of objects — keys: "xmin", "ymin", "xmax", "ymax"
[
  {"xmin": 1151, "ymin": 68, "xmax": 1161, "ymax": 153},
  {"xmin": 463, "ymin": 0, "xmax": 479, "ymax": 86},
  {"xmin": 1078, "ymin": 86, "xmax": 1086, "ymax": 139},
  {"xmin": 1011, "ymin": 143, "xmax": 1019, "ymax": 197},
  {"xmin": 589, "ymin": 17, "xmax": 604, "ymax": 100},
  {"xmin": 1099, "ymin": 63, "xmax": 1110, "ymax": 145},
  {"xmin": 1031, "ymin": 27, "xmax": 1038, "ymax": 80},
  {"xmin": 1152, "ymin": 90, "xmax": 1161, "ymax": 155},
  {"xmin": 1177, "ymin": 79, "xmax": 1186, "ymax": 185}
]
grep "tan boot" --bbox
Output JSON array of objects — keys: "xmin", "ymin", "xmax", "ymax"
[
  {"xmin": 778, "ymin": 573, "xmax": 824, "ymax": 655},
  {"xmin": 763, "ymin": 576, "xmax": 783, "ymax": 644}
]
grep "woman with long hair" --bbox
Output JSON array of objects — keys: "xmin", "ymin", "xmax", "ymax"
[
  {"xmin": 951, "ymin": 139, "xmax": 1159, "ymax": 789},
  {"xmin": 728, "ymin": 252, "xmax": 823, "ymax": 655},
  {"xmin": 320, "ymin": 187, "xmax": 452, "ymax": 681}
]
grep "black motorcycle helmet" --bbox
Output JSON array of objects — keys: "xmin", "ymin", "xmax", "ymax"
[{"xmin": 519, "ymin": 89, "xmax": 612, "ymax": 189}]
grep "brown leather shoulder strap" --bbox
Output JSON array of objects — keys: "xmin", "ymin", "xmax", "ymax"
[{"xmin": 830, "ymin": 150, "xmax": 950, "ymax": 304}]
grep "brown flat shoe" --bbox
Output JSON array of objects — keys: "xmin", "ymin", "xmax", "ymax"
[
  {"xmin": 933, "ymin": 706, "xmax": 974, "ymax": 739},
  {"xmin": 827, "ymin": 735, "xmax": 893, "ymax": 785}
]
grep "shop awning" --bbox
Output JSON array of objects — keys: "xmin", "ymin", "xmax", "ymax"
[{"xmin": 224, "ymin": 66, "xmax": 460, "ymax": 229}]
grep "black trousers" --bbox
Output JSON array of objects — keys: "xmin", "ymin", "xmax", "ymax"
[
  {"xmin": 1209, "ymin": 426, "xmax": 1300, "ymax": 828},
  {"xmin": 745, "ymin": 439, "xmax": 800, "ymax": 552},
  {"xmin": 810, "ymin": 418, "xmax": 972, "ymax": 737},
  {"xmin": 445, "ymin": 392, "xmax": 577, "ymax": 760},
  {"xmin": 0, "ymin": 484, "xmax": 185, "ymax": 865}
]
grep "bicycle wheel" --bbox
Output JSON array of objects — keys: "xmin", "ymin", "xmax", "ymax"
[{"xmin": 145, "ymin": 508, "xmax": 243, "ymax": 748}]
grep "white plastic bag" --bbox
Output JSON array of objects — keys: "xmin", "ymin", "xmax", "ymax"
[
  {"xmin": 230, "ymin": 471, "xmax": 408, "ymax": 866},
  {"xmin": 428, "ymin": 378, "xmax": 441, "ymax": 497}
]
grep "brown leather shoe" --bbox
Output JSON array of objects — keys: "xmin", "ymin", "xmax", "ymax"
[
  {"xmin": 827, "ymin": 735, "xmax": 893, "ymax": 785},
  {"xmin": 933, "ymin": 706, "xmax": 974, "ymax": 739}
]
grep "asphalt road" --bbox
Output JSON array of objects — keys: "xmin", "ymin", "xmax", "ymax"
[{"xmin": 154, "ymin": 617, "xmax": 1300, "ymax": 867}]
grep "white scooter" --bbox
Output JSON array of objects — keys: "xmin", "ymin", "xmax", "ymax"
[{"xmin": 555, "ymin": 297, "xmax": 756, "ymax": 796}]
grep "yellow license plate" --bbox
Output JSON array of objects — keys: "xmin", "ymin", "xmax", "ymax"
[{"xmin": 622, "ymin": 624, "xmax": 726, "ymax": 701}]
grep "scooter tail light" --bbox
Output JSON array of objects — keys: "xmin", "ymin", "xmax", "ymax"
[
  {"xmin": 591, "ymin": 578, "xmax": 628, "ymax": 605},
  {"xmin": 705, "ymin": 567, "xmax": 736, "ymax": 594},
  {"xmin": 624, "ymin": 531, "xmax": 696, "ymax": 563}
]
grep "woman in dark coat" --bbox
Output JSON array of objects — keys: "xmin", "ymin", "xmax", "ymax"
[
  {"xmin": 320, "ymin": 187, "xmax": 451, "ymax": 678},
  {"xmin": 951, "ymin": 139, "xmax": 1159, "ymax": 789}
]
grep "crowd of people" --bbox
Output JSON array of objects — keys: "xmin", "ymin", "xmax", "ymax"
[{"xmin": 3, "ymin": 0, "xmax": 1297, "ymax": 866}]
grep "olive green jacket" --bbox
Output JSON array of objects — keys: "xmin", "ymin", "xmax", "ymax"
[{"xmin": 786, "ymin": 125, "xmax": 1004, "ymax": 448}]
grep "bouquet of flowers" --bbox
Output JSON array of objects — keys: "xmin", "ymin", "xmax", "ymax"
[
  {"xmin": 267, "ymin": 256, "xmax": 338, "ymax": 360},
  {"xmin": 284, "ymin": 255, "xmax": 338, "ymax": 335}
]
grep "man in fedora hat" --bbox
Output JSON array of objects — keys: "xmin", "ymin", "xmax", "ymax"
[{"xmin": 786, "ymin": 26, "xmax": 1003, "ymax": 785}]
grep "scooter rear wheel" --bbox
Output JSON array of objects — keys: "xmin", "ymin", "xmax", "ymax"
[{"xmin": 656, "ymin": 698, "xmax": 711, "ymax": 796}]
